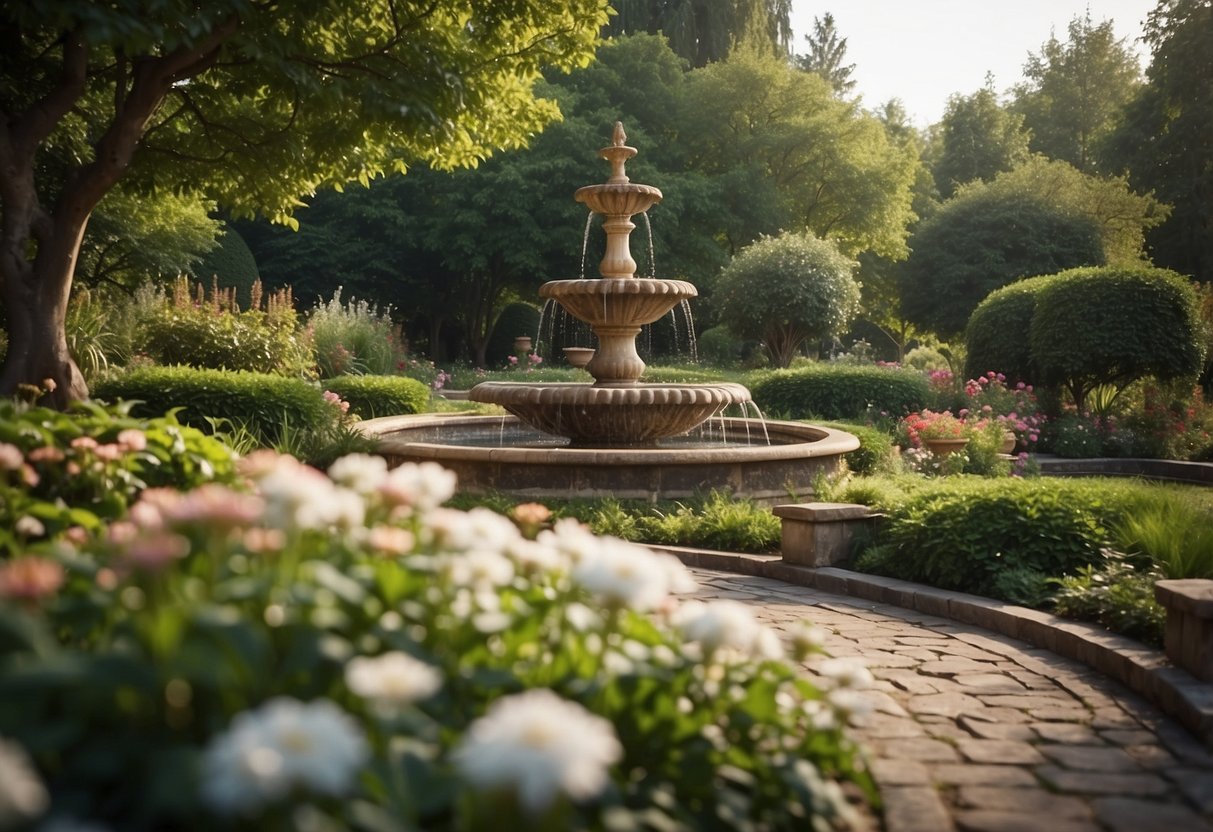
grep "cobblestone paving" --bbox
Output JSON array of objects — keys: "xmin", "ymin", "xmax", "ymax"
[{"xmin": 689, "ymin": 568, "xmax": 1213, "ymax": 832}]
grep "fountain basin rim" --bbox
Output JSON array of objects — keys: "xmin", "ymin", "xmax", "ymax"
[
  {"xmin": 467, "ymin": 381, "xmax": 751, "ymax": 406},
  {"xmin": 575, "ymin": 182, "xmax": 663, "ymax": 203},
  {"xmin": 358, "ymin": 413, "xmax": 859, "ymax": 464},
  {"xmin": 539, "ymin": 278, "xmax": 697, "ymax": 298}
]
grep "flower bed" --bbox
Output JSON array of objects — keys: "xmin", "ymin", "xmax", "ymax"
[{"xmin": 0, "ymin": 404, "xmax": 875, "ymax": 830}]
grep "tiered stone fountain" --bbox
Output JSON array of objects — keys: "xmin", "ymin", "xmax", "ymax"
[
  {"xmin": 469, "ymin": 123, "xmax": 751, "ymax": 447},
  {"xmin": 358, "ymin": 124, "xmax": 857, "ymax": 502}
]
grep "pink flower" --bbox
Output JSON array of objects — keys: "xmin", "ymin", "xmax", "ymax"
[
  {"xmin": 0, "ymin": 443, "xmax": 22, "ymax": 471},
  {"xmin": 27, "ymin": 446, "xmax": 64, "ymax": 464},
  {"xmin": 70, "ymin": 437, "xmax": 98, "ymax": 452},
  {"xmin": 123, "ymin": 532, "xmax": 191, "ymax": 571},
  {"xmin": 508, "ymin": 356, "xmax": 518, "ymax": 365},
  {"xmin": 0, "ymin": 557, "xmax": 65, "ymax": 603},
  {"xmin": 117, "ymin": 429, "xmax": 147, "ymax": 452}
]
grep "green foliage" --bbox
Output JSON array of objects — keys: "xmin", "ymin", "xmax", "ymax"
[
  {"xmin": 139, "ymin": 278, "xmax": 314, "ymax": 377},
  {"xmin": 1051, "ymin": 552, "xmax": 1167, "ymax": 646},
  {"xmin": 1011, "ymin": 13, "xmax": 1143, "ymax": 174},
  {"xmin": 751, "ymin": 364, "xmax": 929, "ymax": 420},
  {"xmin": 65, "ymin": 286, "xmax": 131, "ymax": 383},
  {"xmin": 605, "ymin": 0, "xmax": 793, "ymax": 67},
  {"xmin": 94, "ymin": 366, "xmax": 334, "ymax": 447},
  {"xmin": 1042, "ymin": 414, "xmax": 1109, "ymax": 457},
  {"xmin": 486, "ymin": 303, "xmax": 541, "ymax": 366},
  {"xmin": 691, "ymin": 325, "xmax": 741, "ymax": 366},
  {"xmin": 307, "ymin": 288, "xmax": 406, "ymax": 378},
  {"xmin": 964, "ymin": 276, "xmax": 1054, "ymax": 382},
  {"xmin": 817, "ymin": 421, "xmax": 900, "ymax": 476},
  {"xmin": 869, "ymin": 478, "xmax": 1125, "ymax": 598},
  {"xmin": 634, "ymin": 492, "xmax": 782, "ymax": 552},
  {"xmin": 322, "ymin": 375, "xmax": 431, "ymax": 420},
  {"xmin": 190, "ymin": 226, "xmax": 260, "ymax": 308},
  {"xmin": 0, "ymin": 459, "xmax": 871, "ymax": 829},
  {"xmin": 0, "ymin": 398, "xmax": 237, "ymax": 554},
  {"xmin": 901, "ymin": 190, "xmax": 1104, "ymax": 338},
  {"xmin": 1114, "ymin": 493, "xmax": 1213, "ymax": 579},
  {"xmin": 1105, "ymin": 0, "xmax": 1213, "ymax": 282},
  {"xmin": 715, "ymin": 232, "xmax": 860, "ymax": 368},
  {"xmin": 931, "ymin": 83, "xmax": 1031, "ymax": 198},
  {"xmin": 1029, "ymin": 266, "xmax": 1205, "ymax": 411}
]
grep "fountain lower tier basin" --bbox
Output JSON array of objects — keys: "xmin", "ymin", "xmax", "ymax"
[
  {"xmin": 467, "ymin": 382, "xmax": 751, "ymax": 446},
  {"xmin": 539, "ymin": 278, "xmax": 696, "ymax": 327},
  {"xmin": 357, "ymin": 414, "xmax": 860, "ymax": 504}
]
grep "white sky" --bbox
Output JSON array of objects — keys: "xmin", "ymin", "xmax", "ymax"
[{"xmin": 788, "ymin": 0, "xmax": 1159, "ymax": 126}]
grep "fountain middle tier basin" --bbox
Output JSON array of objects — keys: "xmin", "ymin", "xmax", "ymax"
[
  {"xmin": 539, "ymin": 278, "xmax": 696, "ymax": 327},
  {"xmin": 468, "ymin": 381, "xmax": 751, "ymax": 447},
  {"xmin": 358, "ymin": 413, "xmax": 860, "ymax": 504}
]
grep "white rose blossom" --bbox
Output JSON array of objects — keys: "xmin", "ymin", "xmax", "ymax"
[
  {"xmin": 674, "ymin": 599, "xmax": 783, "ymax": 661},
  {"xmin": 0, "ymin": 737, "xmax": 48, "ymax": 827},
  {"xmin": 327, "ymin": 453, "xmax": 389, "ymax": 495},
  {"xmin": 452, "ymin": 689, "xmax": 622, "ymax": 814}
]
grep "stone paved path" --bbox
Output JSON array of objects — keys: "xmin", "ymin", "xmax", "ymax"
[{"xmin": 689, "ymin": 567, "xmax": 1213, "ymax": 832}]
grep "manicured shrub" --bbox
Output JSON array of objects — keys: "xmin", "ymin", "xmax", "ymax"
[
  {"xmin": 1030, "ymin": 266, "xmax": 1205, "ymax": 413},
  {"xmin": 0, "ymin": 398, "xmax": 237, "ymax": 554},
  {"xmin": 715, "ymin": 232, "xmax": 860, "ymax": 368},
  {"xmin": 751, "ymin": 364, "xmax": 929, "ymax": 420},
  {"xmin": 190, "ymin": 225, "xmax": 260, "ymax": 308},
  {"xmin": 964, "ymin": 276, "xmax": 1053, "ymax": 383},
  {"xmin": 140, "ymin": 277, "xmax": 313, "ymax": 377},
  {"xmin": 322, "ymin": 375, "xmax": 430, "ymax": 420},
  {"xmin": 307, "ymin": 288, "xmax": 406, "ymax": 378},
  {"xmin": 485, "ymin": 302, "xmax": 542, "ymax": 366},
  {"xmin": 94, "ymin": 366, "xmax": 333, "ymax": 445},
  {"xmin": 863, "ymin": 478, "xmax": 1127, "ymax": 598},
  {"xmin": 695, "ymin": 325, "xmax": 743, "ymax": 366}
]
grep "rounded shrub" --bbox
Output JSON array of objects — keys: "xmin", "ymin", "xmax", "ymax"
[
  {"xmin": 323, "ymin": 375, "xmax": 430, "ymax": 419},
  {"xmin": 964, "ymin": 275, "xmax": 1055, "ymax": 382},
  {"xmin": 714, "ymin": 232, "xmax": 860, "ymax": 368},
  {"xmin": 486, "ymin": 302, "xmax": 542, "ymax": 365},
  {"xmin": 1029, "ymin": 266, "xmax": 1205, "ymax": 413},
  {"xmin": 751, "ymin": 364, "xmax": 929, "ymax": 420},
  {"xmin": 190, "ymin": 226, "xmax": 260, "ymax": 308},
  {"xmin": 94, "ymin": 366, "xmax": 332, "ymax": 445}
]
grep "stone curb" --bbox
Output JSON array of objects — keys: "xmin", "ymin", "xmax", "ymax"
[
  {"xmin": 1037, "ymin": 454, "xmax": 1213, "ymax": 486},
  {"xmin": 649, "ymin": 544, "xmax": 1213, "ymax": 748}
]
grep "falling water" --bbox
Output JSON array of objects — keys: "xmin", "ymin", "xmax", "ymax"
[
  {"xmin": 641, "ymin": 212, "xmax": 656, "ymax": 278},
  {"xmin": 534, "ymin": 299, "xmax": 557, "ymax": 358},
  {"xmin": 679, "ymin": 300, "xmax": 698, "ymax": 364},
  {"xmin": 579, "ymin": 211, "xmax": 595, "ymax": 280},
  {"xmin": 743, "ymin": 401, "xmax": 772, "ymax": 446}
]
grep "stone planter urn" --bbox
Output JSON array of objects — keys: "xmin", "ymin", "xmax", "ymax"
[
  {"xmin": 923, "ymin": 437, "xmax": 969, "ymax": 458},
  {"xmin": 513, "ymin": 336, "xmax": 533, "ymax": 356},
  {"xmin": 999, "ymin": 431, "xmax": 1017, "ymax": 454},
  {"xmin": 563, "ymin": 347, "xmax": 595, "ymax": 369}
]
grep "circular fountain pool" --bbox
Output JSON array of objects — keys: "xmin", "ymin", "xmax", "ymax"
[{"xmin": 358, "ymin": 413, "xmax": 859, "ymax": 504}]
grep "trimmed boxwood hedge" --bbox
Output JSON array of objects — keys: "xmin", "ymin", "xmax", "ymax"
[
  {"xmin": 964, "ymin": 276, "xmax": 1053, "ymax": 382},
  {"xmin": 94, "ymin": 366, "xmax": 332, "ymax": 444},
  {"xmin": 750, "ymin": 364, "xmax": 929, "ymax": 420},
  {"xmin": 322, "ymin": 375, "xmax": 430, "ymax": 420}
]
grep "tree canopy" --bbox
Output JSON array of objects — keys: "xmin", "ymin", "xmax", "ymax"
[
  {"xmin": 1105, "ymin": 0, "xmax": 1213, "ymax": 282},
  {"xmin": 603, "ymin": 0, "xmax": 792, "ymax": 67},
  {"xmin": 1012, "ymin": 12, "xmax": 1142, "ymax": 173},
  {"xmin": 714, "ymin": 231, "xmax": 860, "ymax": 368},
  {"xmin": 796, "ymin": 13, "xmax": 856, "ymax": 96},
  {"xmin": 0, "ymin": 0, "xmax": 610, "ymax": 404},
  {"xmin": 930, "ymin": 82, "xmax": 1031, "ymax": 199}
]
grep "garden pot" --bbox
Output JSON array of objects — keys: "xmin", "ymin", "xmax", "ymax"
[
  {"xmin": 513, "ymin": 336, "xmax": 533, "ymax": 356},
  {"xmin": 563, "ymin": 347, "xmax": 596, "ymax": 369},
  {"xmin": 923, "ymin": 437, "xmax": 970, "ymax": 458},
  {"xmin": 999, "ymin": 431, "xmax": 1017, "ymax": 454}
]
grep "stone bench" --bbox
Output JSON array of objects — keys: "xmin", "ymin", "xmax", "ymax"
[
  {"xmin": 1155, "ymin": 579, "xmax": 1213, "ymax": 682},
  {"xmin": 773, "ymin": 502, "xmax": 881, "ymax": 568}
]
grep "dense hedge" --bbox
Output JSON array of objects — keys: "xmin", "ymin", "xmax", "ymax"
[
  {"xmin": 964, "ymin": 276, "xmax": 1052, "ymax": 382},
  {"xmin": 1030, "ymin": 267, "xmax": 1204, "ymax": 411},
  {"xmin": 750, "ymin": 364, "xmax": 929, "ymax": 420},
  {"xmin": 191, "ymin": 225, "xmax": 260, "ymax": 308},
  {"xmin": 854, "ymin": 478, "xmax": 1132, "ymax": 599},
  {"xmin": 323, "ymin": 375, "xmax": 430, "ymax": 419},
  {"xmin": 94, "ymin": 366, "xmax": 332, "ymax": 444},
  {"xmin": 817, "ymin": 421, "xmax": 899, "ymax": 476}
]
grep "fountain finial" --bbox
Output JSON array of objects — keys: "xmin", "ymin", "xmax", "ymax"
[
  {"xmin": 612, "ymin": 121, "xmax": 627, "ymax": 147},
  {"xmin": 601, "ymin": 121, "xmax": 637, "ymax": 185}
]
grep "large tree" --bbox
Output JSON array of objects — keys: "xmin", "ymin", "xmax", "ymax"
[
  {"xmin": 1012, "ymin": 13, "xmax": 1142, "ymax": 173},
  {"xmin": 0, "ymin": 0, "xmax": 609, "ymax": 406},
  {"xmin": 931, "ymin": 80, "xmax": 1031, "ymax": 199},
  {"xmin": 796, "ymin": 12, "xmax": 857, "ymax": 96},
  {"xmin": 1105, "ymin": 0, "xmax": 1213, "ymax": 282},
  {"xmin": 605, "ymin": 0, "xmax": 792, "ymax": 67}
]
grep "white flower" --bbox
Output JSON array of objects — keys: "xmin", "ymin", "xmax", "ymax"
[
  {"xmin": 826, "ymin": 688, "xmax": 874, "ymax": 719},
  {"xmin": 378, "ymin": 462, "xmax": 457, "ymax": 513},
  {"xmin": 815, "ymin": 657, "xmax": 873, "ymax": 690},
  {"xmin": 571, "ymin": 539, "xmax": 673, "ymax": 611},
  {"xmin": 436, "ymin": 548, "xmax": 515, "ymax": 590},
  {"xmin": 201, "ymin": 697, "xmax": 368, "ymax": 815},
  {"xmin": 345, "ymin": 652, "xmax": 443, "ymax": 710},
  {"xmin": 452, "ymin": 689, "xmax": 621, "ymax": 814},
  {"xmin": 0, "ymin": 737, "xmax": 48, "ymax": 827},
  {"xmin": 536, "ymin": 518, "xmax": 602, "ymax": 565},
  {"xmin": 14, "ymin": 516, "xmax": 45, "ymax": 538},
  {"xmin": 327, "ymin": 453, "xmax": 389, "ymax": 495},
  {"xmin": 789, "ymin": 621, "xmax": 829, "ymax": 660},
  {"xmin": 674, "ymin": 600, "xmax": 783, "ymax": 661}
]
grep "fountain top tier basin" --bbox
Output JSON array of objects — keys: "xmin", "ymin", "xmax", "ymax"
[
  {"xmin": 468, "ymin": 381, "xmax": 751, "ymax": 447},
  {"xmin": 538, "ymin": 277, "xmax": 696, "ymax": 328}
]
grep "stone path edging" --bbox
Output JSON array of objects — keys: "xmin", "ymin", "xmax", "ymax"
[{"xmin": 649, "ymin": 544, "xmax": 1213, "ymax": 748}]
